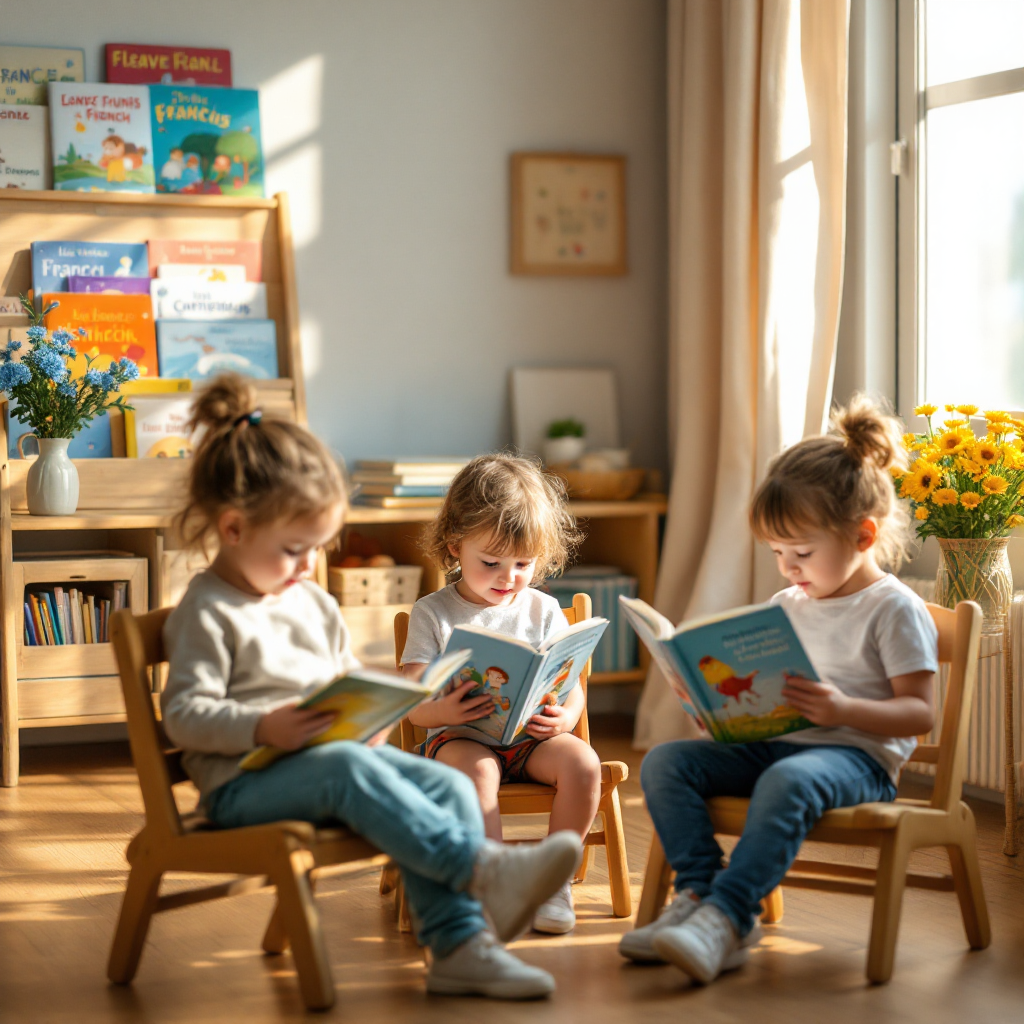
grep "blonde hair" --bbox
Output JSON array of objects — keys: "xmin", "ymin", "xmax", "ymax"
[
  {"xmin": 176, "ymin": 373, "xmax": 345, "ymax": 553},
  {"xmin": 425, "ymin": 453, "xmax": 581, "ymax": 583},
  {"xmin": 749, "ymin": 394, "xmax": 912, "ymax": 569}
]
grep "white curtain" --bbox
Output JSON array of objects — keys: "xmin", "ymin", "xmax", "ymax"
[{"xmin": 634, "ymin": 0, "xmax": 850, "ymax": 748}]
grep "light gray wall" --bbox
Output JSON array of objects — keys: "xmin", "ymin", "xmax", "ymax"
[{"xmin": 3, "ymin": 0, "xmax": 669, "ymax": 471}]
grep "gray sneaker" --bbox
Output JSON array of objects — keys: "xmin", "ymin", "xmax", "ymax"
[
  {"xmin": 427, "ymin": 930, "xmax": 555, "ymax": 1000},
  {"xmin": 652, "ymin": 903, "xmax": 756, "ymax": 984},
  {"xmin": 618, "ymin": 889, "xmax": 700, "ymax": 962}
]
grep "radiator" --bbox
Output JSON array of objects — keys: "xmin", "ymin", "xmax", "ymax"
[{"xmin": 901, "ymin": 579, "xmax": 1023, "ymax": 795}]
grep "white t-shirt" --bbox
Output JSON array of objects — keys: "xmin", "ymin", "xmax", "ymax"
[
  {"xmin": 402, "ymin": 583, "xmax": 569, "ymax": 745},
  {"xmin": 769, "ymin": 574, "xmax": 939, "ymax": 781}
]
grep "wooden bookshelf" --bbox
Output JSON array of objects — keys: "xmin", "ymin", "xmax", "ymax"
[{"xmin": 0, "ymin": 189, "xmax": 306, "ymax": 786}]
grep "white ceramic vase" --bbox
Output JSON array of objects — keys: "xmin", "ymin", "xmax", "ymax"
[
  {"xmin": 25, "ymin": 438, "xmax": 79, "ymax": 516},
  {"xmin": 543, "ymin": 436, "xmax": 586, "ymax": 466}
]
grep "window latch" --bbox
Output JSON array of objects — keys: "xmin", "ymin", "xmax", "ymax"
[{"xmin": 890, "ymin": 138, "xmax": 908, "ymax": 177}]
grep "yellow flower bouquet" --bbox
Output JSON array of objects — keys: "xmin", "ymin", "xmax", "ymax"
[
  {"xmin": 893, "ymin": 403, "xmax": 1020, "ymax": 635},
  {"xmin": 892, "ymin": 404, "xmax": 1024, "ymax": 539}
]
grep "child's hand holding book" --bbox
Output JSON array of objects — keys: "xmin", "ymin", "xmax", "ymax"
[
  {"xmin": 407, "ymin": 678, "xmax": 496, "ymax": 729},
  {"xmin": 254, "ymin": 703, "xmax": 336, "ymax": 751}
]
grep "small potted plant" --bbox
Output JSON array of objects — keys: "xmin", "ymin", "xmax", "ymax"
[
  {"xmin": 1, "ymin": 296, "xmax": 140, "ymax": 515},
  {"xmin": 544, "ymin": 418, "xmax": 586, "ymax": 466}
]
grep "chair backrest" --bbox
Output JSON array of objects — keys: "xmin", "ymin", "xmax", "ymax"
[
  {"xmin": 110, "ymin": 607, "xmax": 185, "ymax": 837},
  {"xmin": 904, "ymin": 601, "xmax": 982, "ymax": 813},
  {"xmin": 394, "ymin": 591, "xmax": 594, "ymax": 752}
]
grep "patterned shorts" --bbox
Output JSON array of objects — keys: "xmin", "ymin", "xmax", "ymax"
[{"xmin": 418, "ymin": 730, "xmax": 541, "ymax": 784}]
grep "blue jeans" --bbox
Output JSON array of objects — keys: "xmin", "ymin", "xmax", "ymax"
[
  {"xmin": 640, "ymin": 740, "xmax": 896, "ymax": 936},
  {"xmin": 208, "ymin": 741, "xmax": 487, "ymax": 958}
]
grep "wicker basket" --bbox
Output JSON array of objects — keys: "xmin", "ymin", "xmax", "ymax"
[{"xmin": 328, "ymin": 565, "xmax": 424, "ymax": 607}]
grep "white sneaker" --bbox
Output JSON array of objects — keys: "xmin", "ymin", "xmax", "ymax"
[
  {"xmin": 427, "ymin": 930, "xmax": 555, "ymax": 999},
  {"xmin": 618, "ymin": 888, "xmax": 700, "ymax": 962},
  {"xmin": 651, "ymin": 903, "xmax": 750, "ymax": 984},
  {"xmin": 469, "ymin": 831, "xmax": 582, "ymax": 943},
  {"xmin": 532, "ymin": 880, "xmax": 575, "ymax": 934}
]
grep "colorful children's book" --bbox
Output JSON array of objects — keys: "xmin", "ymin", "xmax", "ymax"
[
  {"xmin": 0, "ymin": 105, "xmax": 50, "ymax": 188},
  {"xmin": 8, "ymin": 405, "xmax": 113, "ymax": 459},
  {"xmin": 156, "ymin": 319, "xmax": 278, "ymax": 381},
  {"xmin": 42, "ymin": 292, "xmax": 158, "ymax": 380},
  {"xmin": 0, "ymin": 45, "xmax": 84, "ymax": 105},
  {"xmin": 155, "ymin": 263, "xmax": 246, "ymax": 283},
  {"xmin": 150, "ymin": 279, "xmax": 267, "ymax": 320},
  {"xmin": 105, "ymin": 44, "xmax": 232, "ymax": 87},
  {"xmin": 148, "ymin": 239, "xmax": 261, "ymax": 282},
  {"xmin": 123, "ymin": 394, "xmax": 196, "ymax": 458},
  {"xmin": 32, "ymin": 241, "xmax": 149, "ymax": 294},
  {"xmin": 68, "ymin": 275, "xmax": 152, "ymax": 294},
  {"xmin": 149, "ymin": 85, "xmax": 262, "ymax": 197},
  {"xmin": 49, "ymin": 82, "xmax": 154, "ymax": 193},
  {"xmin": 240, "ymin": 648, "xmax": 474, "ymax": 771},
  {"xmin": 619, "ymin": 597, "xmax": 815, "ymax": 743},
  {"xmin": 436, "ymin": 616, "xmax": 609, "ymax": 746}
]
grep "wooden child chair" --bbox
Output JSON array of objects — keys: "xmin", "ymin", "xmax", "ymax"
[
  {"xmin": 107, "ymin": 607, "xmax": 390, "ymax": 1012},
  {"xmin": 632, "ymin": 600, "xmax": 991, "ymax": 984},
  {"xmin": 380, "ymin": 592, "xmax": 631, "ymax": 929}
]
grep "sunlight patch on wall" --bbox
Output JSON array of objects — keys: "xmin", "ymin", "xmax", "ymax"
[
  {"xmin": 299, "ymin": 314, "xmax": 322, "ymax": 377},
  {"xmin": 266, "ymin": 142, "xmax": 322, "ymax": 249},
  {"xmin": 260, "ymin": 55, "xmax": 323, "ymax": 159}
]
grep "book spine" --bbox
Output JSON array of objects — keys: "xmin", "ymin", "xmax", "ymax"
[
  {"xmin": 100, "ymin": 599, "xmax": 110, "ymax": 642},
  {"xmin": 39, "ymin": 596, "xmax": 56, "ymax": 646},
  {"xmin": 54, "ymin": 587, "xmax": 68, "ymax": 645},
  {"xmin": 23, "ymin": 603, "xmax": 36, "ymax": 646},
  {"xmin": 83, "ymin": 595, "xmax": 94, "ymax": 644},
  {"xmin": 45, "ymin": 591, "xmax": 63, "ymax": 644},
  {"xmin": 29, "ymin": 595, "xmax": 47, "ymax": 646},
  {"xmin": 69, "ymin": 589, "xmax": 81, "ymax": 644}
]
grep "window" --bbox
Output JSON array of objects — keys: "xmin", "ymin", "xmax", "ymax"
[{"xmin": 898, "ymin": 0, "xmax": 1024, "ymax": 417}]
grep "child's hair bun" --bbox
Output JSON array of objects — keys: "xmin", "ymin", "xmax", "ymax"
[
  {"xmin": 832, "ymin": 394, "xmax": 899, "ymax": 470},
  {"xmin": 189, "ymin": 372, "xmax": 258, "ymax": 433}
]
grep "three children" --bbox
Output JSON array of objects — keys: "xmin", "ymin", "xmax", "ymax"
[{"xmin": 163, "ymin": 377, "xmax": 939, "ymax": 998}]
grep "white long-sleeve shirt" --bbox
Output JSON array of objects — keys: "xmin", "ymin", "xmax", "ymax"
[{"xmin": 161, "ymin": 570, "xmax": 359, "ymax": 801}]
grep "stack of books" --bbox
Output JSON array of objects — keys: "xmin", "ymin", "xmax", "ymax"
[
  {"xmin": 351, "ymin": 459, "xmax": 470, "ymax": 508},
  {"xmin": 24, "ymin": 582, "xmax": 128, "ymax": 646}
]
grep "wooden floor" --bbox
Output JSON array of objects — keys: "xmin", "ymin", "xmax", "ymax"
[{"xmin": 3, "ymin": 718, "xmax": 1024, "ymax": 1023}]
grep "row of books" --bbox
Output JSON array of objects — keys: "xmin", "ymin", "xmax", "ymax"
[
  {"xmin": 1, "ymin": 74, "xmax": 262, "ymax": 197},
  {"xmin": 2, "ymin": 44, "xmax": 232, "ymax": 106},
  {"xmin": 23, "ymin": 583, "xmax": 128, "ymax": 646},
  {"xmin": 351, "ymin": 460, "xmax": 470, "ymax": 508}
]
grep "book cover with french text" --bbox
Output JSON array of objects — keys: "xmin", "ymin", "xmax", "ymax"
[
  {"xmin": 150, "ymin": 279, "xmax": 267, "ymax": 319},
  {"xmin": 0, "ymin": 105, "xmax": 49, "ymax": 188},
  {"xmin": 0, "ymin": 45, "xmax": 84, "ymax": 105},
  {"xmin": 32, "ymin": 241, "xmax": 148, "ymax": 295},
  {"xmin": 124, "ymin": 395, "xmax": 195, "ymax": 458},
  {"xmin": 106, "ymin": 44, "xmax": 231, "ymax": 87},
  {"xmin": 49, "ymin": 83, "xmax": 154, "ymax": 192},
  {"xmin": 42, "ymin": 292, "xmax": 158, "ymax": 380},
  {"xmin": 149, "ymin": 85, "xmax": 262, "ymax": 197},
  {"xmin": 148, "ymin": 239, "xmax": 261, "ymax": 281}
]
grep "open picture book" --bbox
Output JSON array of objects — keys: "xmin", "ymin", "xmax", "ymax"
[
  {"xmin": 239, "ymin": 648, "xmax": 473, "ymax": 771},
  {"xmin": 437, "ymin": 616, "xmax": 610, "ymax": 746},
  {"xmin": 619, "ymin": 596, "xmax": 815, "ymax": 743}
]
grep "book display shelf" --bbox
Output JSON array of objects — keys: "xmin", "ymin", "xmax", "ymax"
[{"xmin": 0, "ymin": 188, "xmax": 306, "ymax": 785}]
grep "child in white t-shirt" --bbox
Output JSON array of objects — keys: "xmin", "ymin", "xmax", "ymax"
[
  {"xmin": 621, "ymin": 396, "xmax": 938, "ymax": 984},
  {"xmin": 403, "ymin": 454, "xmax": 602, "ymax": 935}
]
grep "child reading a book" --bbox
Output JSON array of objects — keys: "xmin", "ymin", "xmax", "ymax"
[
  {"xmin": 402, "ymin": 453, "xmax": 603, "ymax": 935},
  {"xmin": 160, "ymin": 376, "xmax": 582, "ymax": 1000},
  {"xmin": 621, "ymin": 396, "xmax": 939, "ymax": 983}
]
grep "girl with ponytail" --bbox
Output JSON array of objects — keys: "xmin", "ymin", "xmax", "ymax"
[
  {"xmin": 160, "ymin": 374, "xmax": 580, "ymax": 1000},
  {"xmin": 622, "ymin": 395, "xmax": 939, "ymax": 985}
]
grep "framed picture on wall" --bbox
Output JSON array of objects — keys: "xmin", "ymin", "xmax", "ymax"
[{"xmin": 510, "ymin": 152, "xmax": 627, "ymax": 276}]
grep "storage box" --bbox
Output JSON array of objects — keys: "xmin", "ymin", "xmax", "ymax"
[
  {"xmin": 545, "ymin": 566, "xmax": 638, "ymax": 674},
  {"xmin": 328, "ymin": 565, "xmax": 424, "ymax": 607}
]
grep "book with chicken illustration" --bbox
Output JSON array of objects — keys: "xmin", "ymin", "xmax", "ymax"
[
  {"xmin": 240, "ymin": 648, "xmax": 474, "ymax": 771},
  {"xmin": 435, "ymin": 616, "xmax": 609, "ymax": 746},
  {"xmin": 619, "ymin": 597, "xmax": 815, "ymax": 743}
]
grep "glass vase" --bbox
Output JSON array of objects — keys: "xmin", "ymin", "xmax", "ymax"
[{"xmin": 934, "ymin": 537, "xmax": 1012, "ymax": 637}]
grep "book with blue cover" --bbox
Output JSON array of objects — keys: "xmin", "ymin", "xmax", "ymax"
[
  {"xmin": 8, "ymin": 405, "xmax": 112, "ymax": 459},
  {"xmin": 149, "ymin": 84, "xmax": 263, "ymax": 197},
  {"xmin": 619, "ymin": 597, "xmax": 815, "ymax": 743},
  {"xmin": 156, "ymin": 318, "xmax": 278, "ymax": 380},
  {"xmin": 32, "ymin": 241, "xmax": 149, "ymax": 295},
  {"xmin": 436, "ymin": 616, "xmax": 609, "ymax": 746},
  {"xmin": 49, "ymin": 82, "xmax": 154, "ymax": 192}
]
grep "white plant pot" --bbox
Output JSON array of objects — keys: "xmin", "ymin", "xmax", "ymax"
[
  {"xmin": 25, "ymin": 438, "xmax": 80, "ymax": 516},
  {"xmin": 544, "ymin": 436, "xmax": 586, "ymax": 466}
]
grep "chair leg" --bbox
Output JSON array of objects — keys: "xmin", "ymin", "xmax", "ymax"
[
  {"xmin": 635, "ymin": 834, "xmax": 672, "ymax": 928},
  {"xmin": 379, "ymin": 861, "xmax": 400, "ymax": 896},
  {"xmin": 264, "ymin": 867, "xmax": 319, "ymax": 955},
  {"xmin": 107, "ymin": 861, "xmax": 163, "ymax": 984},
  {"xmin": 947, "ymin": 808, "xmax": 992, "ymax": 950},
  {"xmin": 601, "ymin": 788, "xmax": 632, "ymax": 917},
  {"xmin": 866, "ymin": 826, "xmax": 913, "ymax": 984},
  {"xmin": 272, "ymin": 848, "xmax": 335, "ymax": 1011},
  {"xmin": 575, "ymin": 843, "xmax": 595, "ymax": 884},
  {"xmin": 396, "ymin": 876, "xmax": 413, "ymax": 934},
  {"xmin": 760, "ymin": 887, "xmax": 784, "ymax": 924}
]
